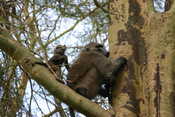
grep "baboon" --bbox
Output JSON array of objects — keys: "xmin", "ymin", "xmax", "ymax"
[
  {"xmin": 36, "ymin": 45, "xmax": 69, "ymax": 83},
  {"xmin": 48, "ymin": 45, "xmax": 69, "ymax": 81},
  {"xmin": 68, "ymin": 42, "xmax": 126, "ymax": 99},
  {"xmin": 47, "ymin": 45, "xmax": 69, "ymax": 116},
  {"xmin": 67, "ymin": 42, "xmax": 127, "ymax": 117}
]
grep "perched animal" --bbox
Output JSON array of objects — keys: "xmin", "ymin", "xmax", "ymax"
[
  {"xmin": 67, "ymin": 42, "xmax": 127, "ymax": 117},
  {"xmin": 48, "ymin": 45, "xmax": 69, "ymax": 81},
  {"xmin": 67, "ymin": 42, "xmax": 127, "ymax": 100}
]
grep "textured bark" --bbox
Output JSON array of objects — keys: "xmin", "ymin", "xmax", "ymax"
[{"xmin": 109, "ymin": 0, "xmax": 175, "ymax": 117}]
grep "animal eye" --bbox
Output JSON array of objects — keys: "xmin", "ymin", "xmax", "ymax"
[
  {"xmin": 96, "ymin": 44, "xmax": 103, "ymax": 48},
  {"xmin": 56, "ymin": 46, "xmax": 61, "ymax": 49}
]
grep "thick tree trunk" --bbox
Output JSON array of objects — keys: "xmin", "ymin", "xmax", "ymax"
[{"xmin": 109, "ymin": 0, "xmax": 175, "ymax": 117}]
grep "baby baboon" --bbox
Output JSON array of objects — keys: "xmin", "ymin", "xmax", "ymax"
[
  {"xmin": 67, "ymin": 42, "xmax": 127, "ymax": 100},
  {"xmin": 36, "ymin": 45, "xmax": 69, "ymax": 83},
  {"xmin": 48, "ymin": 45, "xmax": 69, "ymax": 81},
  {"xmin": 47, "ymin": 45, "xmax": 70, "ymax": 115}
]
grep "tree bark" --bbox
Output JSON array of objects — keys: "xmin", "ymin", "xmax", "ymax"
[{"xmin": 109, "ymin": 0, "xmax": 175, "ymax": 117}]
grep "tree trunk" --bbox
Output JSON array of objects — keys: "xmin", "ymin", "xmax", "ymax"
[{"xmin": 109, "ymin": 0, "xmax": 175, "ymax": 117}]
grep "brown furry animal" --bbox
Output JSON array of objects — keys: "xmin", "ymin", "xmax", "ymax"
[
  {"xmin": 48, "ymin": 45, "xmax": 69, "ymax": 81},
  {"xmin": 67, "ymin": 42, "xmax": 127, "ymax": 117},
  {"xmin": 67, "ymin": 42, "xmax": 127, "ymax": 99}
]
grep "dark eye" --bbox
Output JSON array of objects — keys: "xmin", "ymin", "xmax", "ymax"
[
  {"xmin": 96, "ymin": 44, "xmax": 103, "ymax": 48},
  {"xmin": 56, "ymin": 46, "xmax": 61, "ymax": 49},
  {"xmin": 56, "ymin": 47, "xmax": 60, "ymax": 49}
]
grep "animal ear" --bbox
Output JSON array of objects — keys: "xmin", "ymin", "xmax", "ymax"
[{"xmin": 62, "ymin": 45, "xmax": 66, "ymax": 49}]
